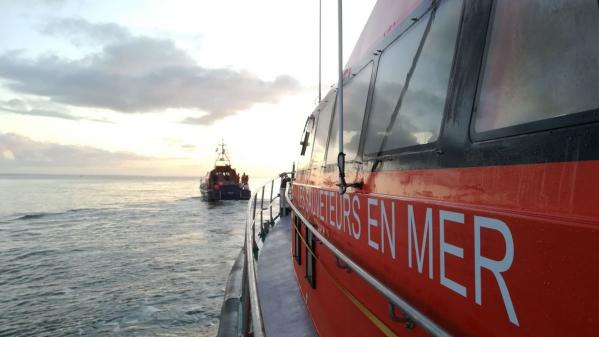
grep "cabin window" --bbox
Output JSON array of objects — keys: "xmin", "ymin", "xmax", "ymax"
[
  {"xmin": 297, "ymin": 116, "xmax": 316, "ymax": 170},
  {"xmin": 474, "ymin": 0, "xmax": 599, "ymax": 135},
  {"xmin": 311, "ymin": 100, "xmax": 335, "ymax": 165},
  {"xmin": 363, "ymin": 0, "xmax": 462, "ymax": 156},
  {"xmin": 293, "ymin": 214, "xmax": 301, "ymax": 265},
  {"xmin": 305, "ymin": 225, "xmax": 316, "ymax": 288},
  {"xmin": 326, "ymin": 62, "xmax": 374, "ymax": 164}
]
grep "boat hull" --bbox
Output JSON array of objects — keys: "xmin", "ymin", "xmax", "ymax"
[{"xmin": 200, "ymin": 184, "xmax": 251, "ymax": 202}]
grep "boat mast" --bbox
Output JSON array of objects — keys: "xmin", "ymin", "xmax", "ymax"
[{"xmin": 215, "ymin": 139, "xmax": 231, "ymax": 166}]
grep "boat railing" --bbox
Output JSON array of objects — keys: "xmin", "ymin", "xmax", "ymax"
[
  {"xmin": 239, "ymin": 174, "xmax": 450, "ymax": 337},
  {"xmin": 240, "ymin": 174, "xmax": 289, "ymax": 337},
  {"xmin": 285, "ymin": 190, "xmax": 452, "ymax": 337}
]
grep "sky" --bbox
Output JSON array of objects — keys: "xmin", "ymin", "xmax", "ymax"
[{"xmin": 0, "ymin": 0, "xmax": 376, "ymax": 177}]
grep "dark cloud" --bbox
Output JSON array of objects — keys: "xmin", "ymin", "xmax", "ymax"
[
  {"xmin": 0, "ymin": 98, "xmax": 111, "ymax": 123},
  {"xmin": 0, "ymin": 19, "xmax": 300, "ymax": 124},
  {"xmin": 0, "ymin": 132, "xmax": 148, "ymax": 173}
]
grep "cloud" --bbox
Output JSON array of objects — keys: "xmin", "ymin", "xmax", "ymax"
[
  {"xmin": 0, "ymin": 98, "xmax": 111, "ymax": 123},
  {"xmin": 2, "ymin": 149, "xmax": 15, "ymax": 160},
  {"xmin": 180, "ymin": 144, "xmax": 197, "ymax": 150},
  {"xmin": 42, "ymin": 0, "xmax": 68, "ymax": 5},
  {"xmin": 0, "ymin": 19, "xmax": 300, "ymax": 124},
  {"xmin": 0, "ymin": 132, "xmax": 163, "ymax": 175},
  {"xmin": 41, "ymin": 18, "xmax": 131, "ymax": 45}
]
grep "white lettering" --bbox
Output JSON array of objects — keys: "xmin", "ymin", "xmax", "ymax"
[
  {"xmin": 380, "ymin": 200, "xmax": 396, "ymax": 259},
  {"xmin": 342, "ymin": 194, "xmax": 351, "ymax": 235},
  {"xmin": 319, "ymin": 190, "xmax": 325, "ymax": 222},
  {"xmin": 367, "ymin": 198, "xmax": 379, "ymax": 251},
  {"xmin": 335, "ymin": 192, "xmax": 342, "ymax": 230},
  {"xmin": 311, "ymin": 188, "xmax": 315, "ymax": 216},
  {"xmin": 474, "ymin": 216, "xmax": 519, "ymax": 326},
  {"xmin": 296, "ymin": 187, "xmax": 520, "ymax": 326},
  {"xmin": 329, "ymin": 191, "xmax": 336, "ymax": 227},
  {"xmin": 351, "ymin": 195, "xmax": 361, "ymax": 240},
  {"xmin": 439, "ymin": 210, "xmax": 467, "ymax": 297},
  {"xmin": 408, "ymin": 205, "xmax": 433, "ymax": 279}
]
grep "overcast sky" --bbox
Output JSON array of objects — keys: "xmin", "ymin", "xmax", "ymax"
[{"xmin": 0, "ymin": 0, "xmax": 376, "ymax": 177}]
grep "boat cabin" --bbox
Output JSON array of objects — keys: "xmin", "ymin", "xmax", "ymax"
[
  {"xmin": 291, "ymin": 0, "xmax": 599, "ymax": 336},
  {"xmin": 219, "ymin": 0, "xmax": 599, "ymax": 336}
]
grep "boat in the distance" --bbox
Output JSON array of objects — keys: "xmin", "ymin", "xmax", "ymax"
[{"xmin": 199, "ymin": 140, "xmax": 251, "ymax": 201}]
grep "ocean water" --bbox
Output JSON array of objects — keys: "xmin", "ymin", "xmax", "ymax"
[{"xmin": 0, "ymin": 174, "xmax": 253, "ymax": 337}]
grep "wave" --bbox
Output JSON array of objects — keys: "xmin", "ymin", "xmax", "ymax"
[
  {"xmin": 177, "ymin": 196, "xmax": 202, "ymax": 202},
  {"xmin": 14, "ymin": 213, "xmax": 50, "ymax": 220},
  {"xmin": 10, "ymin": 208, "xmax": 103, "ymax": 221},
  {"xmin": 185, "ymin": 309, "xmax": 204, "ymax": 315},
  {"xmin": 67, "ymin": 207, "xmax": 97, "ymax": 213},
  {"xmin": 13, "ymin": 249, "xmax": 56, "ymax": 260}
]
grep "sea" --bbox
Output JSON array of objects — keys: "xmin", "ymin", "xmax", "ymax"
[{"xmin": 0, "ymin": 174, "xmax": 260, "ymax": 337}]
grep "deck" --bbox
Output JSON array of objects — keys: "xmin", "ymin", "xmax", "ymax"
[{"xmin": 257, "ymin": 214, "xmax": 317, "ymax": 337}]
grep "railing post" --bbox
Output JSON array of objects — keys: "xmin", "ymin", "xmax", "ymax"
[
  {"xmin": 252, "ymin": 193, "xmax": 257, "ymax": 222},
  {"xmin": 260, "ymin": 185, "xmax": 265, "ymax": 236},
  {"xmin": 269, "ymin": 179, "xmax": 274, "ymax": 225},
  {"xmin": 252, "ymin": 194, "xmax": 258, "ymax": 255}
]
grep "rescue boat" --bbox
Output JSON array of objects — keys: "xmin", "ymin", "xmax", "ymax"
[
  {"xmin": 199, "ymin": 140, "xmax": 251, "ymax": 201},
  {"xmin": 218, "ymin": 0, "xmax": 599, "ymax": 336}
]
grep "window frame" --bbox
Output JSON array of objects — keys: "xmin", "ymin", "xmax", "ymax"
[
  {"xmin": 297, "ymin": 115, "xmax": 317, "ymax": 171},
  {"xmin": 360, "ymin": 0, "xmax": 464, "ymax": 160},
  {"xmin": 469, "ymin": 0, "xmax": 599, "ymax": 142},
  {"xmin": 310, "ymin": 93, "xmax": 337, "ymax": 168},
  {"xmin": 325, "ymin": 61, "xmax": 375, "ymax": 165}
]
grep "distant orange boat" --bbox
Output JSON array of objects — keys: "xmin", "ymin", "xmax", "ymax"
[{"xmin": 199, "ymin": 140, "xmax": 251, "ymax": 201}]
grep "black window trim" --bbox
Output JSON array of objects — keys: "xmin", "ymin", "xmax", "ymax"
[{"xmin": 471, "ymin": 109, "xmax": 599, "ymax": 142}]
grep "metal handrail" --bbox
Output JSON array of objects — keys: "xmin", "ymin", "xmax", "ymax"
[
  {"xmin": 242, "ymin": 177, "xmax": 283, "ymax": 337},
  {"xmin": 285, "ymin": 192, "xmax": 452, "ymax": 337},
  {"xmin": 244, "ymin": 201, "xmax": 265, "ymax": 337}
]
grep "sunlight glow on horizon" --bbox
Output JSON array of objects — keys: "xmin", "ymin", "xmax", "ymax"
[{"xmin": 0, "ymin": 0, "xmax": 377, "ymax": 177}]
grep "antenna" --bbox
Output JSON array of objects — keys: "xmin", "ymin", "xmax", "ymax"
[
  {"xmin": 318, "ymin": 0, "xmax": 322, "ymax": 103},
  {"xmin": 334, "ymin": 1, "xmax": 361, "ymax": 194},
  {"xmin": 336, "ymin": 0, "xmax": 345, "ymax": 194}
]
